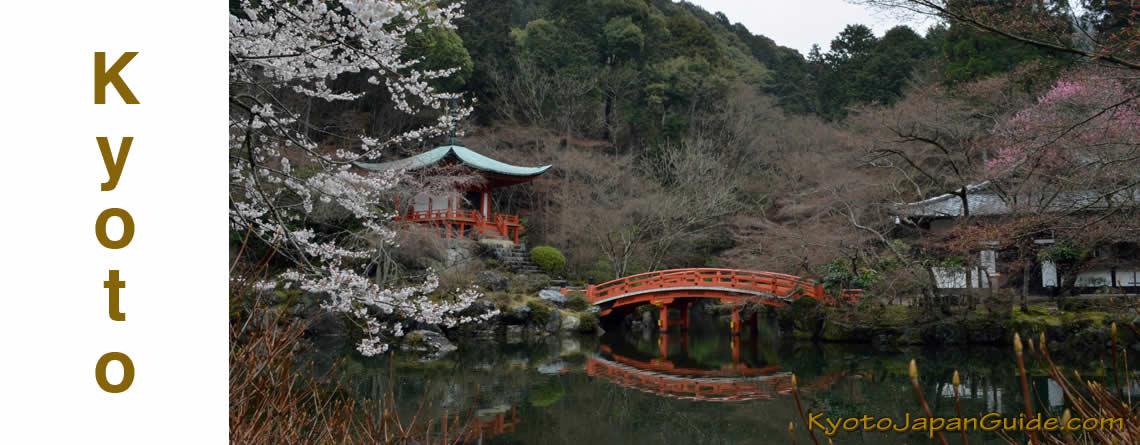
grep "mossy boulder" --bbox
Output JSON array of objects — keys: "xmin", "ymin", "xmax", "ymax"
[
  {"xmin": 576, "ymin": 312, "xmax": 599, "ymax": 333},
  {"xmin": 526, "ymin": 300, "xmax": 554, "ymax": 325},
  {"xmin": 399, "ymin": 330, "xmax": 457, "ymax": 355},
  {"xmin": 509, "ymin": 273, "xmax": 551, "ymax": 293}
]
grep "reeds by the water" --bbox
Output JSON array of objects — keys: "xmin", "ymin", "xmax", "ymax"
[
  {"xmin": 230, "ymin": 234, "xmax": 495, "ymax": 444},
  {"xmin": 909, "ymin": 359, "xmax": 950, "ymax": 445},
  {"xmin": 786, "ymin": 328, "xmax": 1140, "ymax": 444},
  {"xmin": 229, "ymin": 309, "xmax": 491, "ymax": 444},
  {"xmin": 229, "ymin": 312, "xmax": 381, "ymax": 444},
  {"xmin": 789, "ymin": 374, "xmax": 820, "ymax": 445}
]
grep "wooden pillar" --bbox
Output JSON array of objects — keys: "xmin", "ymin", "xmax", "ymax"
[
  {"xmin": 658, "ymin": 333, "xmax": 669, "ymax": 358},
  {"xmin": 658, "ymin": 304, "xmax": 669, "ymax": 333},
  {"xmin": 679, "ymin": 302, "xmax": 690, "ymax": 331},
  {"xmin": 731, "ymin": 334, "xmax": 741, "ymax": 364},
  {"xmin": 730, "ymin": 305, "xmax": 741, "ymax": 336},
  {"xmin": 481, "ymin": 190, "xmax": 491, "ymax": 219}
]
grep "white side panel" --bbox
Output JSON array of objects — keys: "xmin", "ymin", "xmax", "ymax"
[
  {"xmin": 931, "ymin": 267, "xmax": 987, "ymax": 288},
  {"xmin": 1041, "ymin": 260, "xmax": 1058, "ymax": 287},
  {"xmin": 1075, "ymin": 269, "xmax": 1112, "ymax": 287}
]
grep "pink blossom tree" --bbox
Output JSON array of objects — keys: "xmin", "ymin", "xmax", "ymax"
[
  {"xmin": 229, "ymin": 0, "xmax": 490, "ymax": 356},
  {"xmin": 987, "ymin": 68, "xmax": 1140, "ymax": 214}
]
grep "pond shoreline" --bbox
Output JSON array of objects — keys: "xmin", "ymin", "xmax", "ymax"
[{"xmin": 769, "ymin": 298, "xmax": 1140, "ymax": 360}]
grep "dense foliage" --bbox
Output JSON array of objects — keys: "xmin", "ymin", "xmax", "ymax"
[{"xmin": 232, "ymin": 0, "xmax": 1138, "ymax": 308}]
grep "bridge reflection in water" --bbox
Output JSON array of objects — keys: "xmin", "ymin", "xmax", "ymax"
[
  {"xmin": 587, "ymin": 328, "xmax": 844, "ymax": 402},
  {"xmin": 586, "ymin": 349, "xmax": 793, "ymax": 402}
]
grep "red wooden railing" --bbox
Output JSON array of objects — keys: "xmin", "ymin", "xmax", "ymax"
[
  {"xmin": 395, "ymin": 209, "xmax": 523, "ymax": 243},
  {"xmin": 585, "ymin": 268, "xmax": 826, "ymax": 305}
]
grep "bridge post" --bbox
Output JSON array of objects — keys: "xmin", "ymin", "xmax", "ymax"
[
  {"xmin": 658, "ymin": 333, "xmax": 669, "ymax": 358},
  {"xmin": 730, "ymin": 305, "xmax": 741, "ymax": 336},
  {"xmin": 658, "ymin": 304, "xmax": 669, "ymax": 333},
  {"xmin": 679, "ymin": 302, "xmax": 690, "ymax": 331},
  {"xmin": 731, "ymin": 334, "xmax": 741, "ymax": 364}
]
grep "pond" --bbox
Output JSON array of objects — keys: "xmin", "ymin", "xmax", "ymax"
[{"xmin": 320, "ymin": 312, "xmax": 1127, "ymax": 444}]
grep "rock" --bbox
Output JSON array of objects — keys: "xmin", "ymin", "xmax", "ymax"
[
  {"xmin": 415, "ymin": 323, "xmax": 444, "ymax": 335},
  {"xmin": 509, "ymin": 273, "xmax": 551, "ymax": 293},
  {"xmin": 920, "ymin": 321, "xmax": 965, "ymax": 345},
  {"xmin": 505, "ymin": 325, "xmax": 524, "ymax": 344},
  {"xmin": 476, "ymin": 404, "xmax": 512, "ymax": 418},
  {"xmin": 305, "ymin": 311, "xmax": 347, "ymax": 338},
  {"xmin": 475, "ymin": 270, "xmax": 509, "ymax": 291},
  {"xmin": 539, "ymin": 288, "xmax": 569, "ymax": 304},
  {"xmin": 451, "ymin": 300, "xmax": 500, "ymax": 339},
  {"xmin": 586, "ymin": 305, "xmax": 601, "ymax": 314},
  {"xmin": 560, "ymin": 338, "xmax": 581, "ymax": 356},
  {"xmin": 525, "ymin": 325, "xmax": 550, "ymax": 338},
  {"xmin": 537, "ymin": 360, "xmax": 567, "ymax": 375},
  {"xmin": 561, "ymin": 313, "xmax": 581, "ymax": 331},
  {"xmin": 503, "ymin": 305, "xmax": 531, "ymax": 324},
  {"xmin": 544, "ymin": 309, "xmax": 562, "ymax": 333},
  {"xmin": 400, "ymin": 330, "xmax": 457, "ymax": 354},
  {"xmin": 446, "ymin": 245, "xmax": 475, "ymax": 266}
]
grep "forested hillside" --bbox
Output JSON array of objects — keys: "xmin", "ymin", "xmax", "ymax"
[{"xmin": 251, "ymin": 0, "xmax": 1137, "ymax": 299}]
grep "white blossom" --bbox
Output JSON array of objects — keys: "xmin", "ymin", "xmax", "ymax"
[{"xmin": 230, "ymin": 0, "xmax": 487, "ymax": 356}]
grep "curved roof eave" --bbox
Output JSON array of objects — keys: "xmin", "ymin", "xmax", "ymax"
[{"xmin": 354, "ymin": 145, "xmax": 550, "ymax": 177}]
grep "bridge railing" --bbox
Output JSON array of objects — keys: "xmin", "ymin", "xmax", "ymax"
[{"xmin": 585, "ymin": 268, "xmax": 825, "ymax": 304}]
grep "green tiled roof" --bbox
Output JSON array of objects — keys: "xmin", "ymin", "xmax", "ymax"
[{"xmin": 356, "ymin": 145, "xmax": 551, "ymax": 177}]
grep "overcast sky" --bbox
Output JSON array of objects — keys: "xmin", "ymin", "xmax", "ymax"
[{"xmin": 687, "ymin": 0, "xmax": 937, "ymax": 56}]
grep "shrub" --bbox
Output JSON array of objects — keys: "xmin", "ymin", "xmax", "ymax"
[
  {"xmin": 577, "ymin": 312, "xmax": 599, "ymax": 333},
  {"xmin": 526, "ymin": 299, "xmax": 554, "ymax": 325},
  {"xmin": 530, "ymin": 245, "xmax": 566, "ymax": 275},
  {"xmin": 566, "ymin": 294, "xmax": 590, "ymax": 311}
]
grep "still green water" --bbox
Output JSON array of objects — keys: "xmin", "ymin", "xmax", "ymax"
[{"xmin": 323, "ymin": 315, "xmax": 1120, "ymax": 444}]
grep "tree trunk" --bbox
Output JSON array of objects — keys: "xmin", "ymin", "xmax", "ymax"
[
  {"xmin": 965, "ymin": 264, "xmax": 974, "ymax": 310},
  {"xmin": 1020, "ymin": 252, "xmax": 1032, "ymax": 313},
  {"xmin": 603, "ymin": 94, "xmax": 613, "ymax": 143},
  {"xmin": 924, "ymin": 266, "xmax": 941, "ymax": 307}
]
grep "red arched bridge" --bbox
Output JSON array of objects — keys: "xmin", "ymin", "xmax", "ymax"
[{"xmin": 583, "ymin": 268, "xmax": 861, "ymax": 334}]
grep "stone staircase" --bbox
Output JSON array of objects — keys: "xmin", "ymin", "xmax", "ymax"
[{"xmin": 486, "ymin": 242, "xmax": 540, "ymax": 274}]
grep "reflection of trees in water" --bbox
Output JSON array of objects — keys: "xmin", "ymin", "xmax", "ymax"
[{"xmin": 308, "ymin": 325, "xmax": 1130, "ymax": 445}]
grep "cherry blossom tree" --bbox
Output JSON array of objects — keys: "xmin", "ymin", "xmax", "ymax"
[
  {"xmin": 983, "ymin": 68, "xmax": 1139, "ymax": 300},
  {"xmin": 229, "ymin": 0, "xmax": 489, "ymax": 356},
  {"xmin": 987, "ymin": 68, "xmax": 1139, "ymax": 213}
]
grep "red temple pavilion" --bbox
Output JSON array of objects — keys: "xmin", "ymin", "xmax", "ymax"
[{"xmin": 357, "ymin": 144, "xmax": 550, "ymax": 244}]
